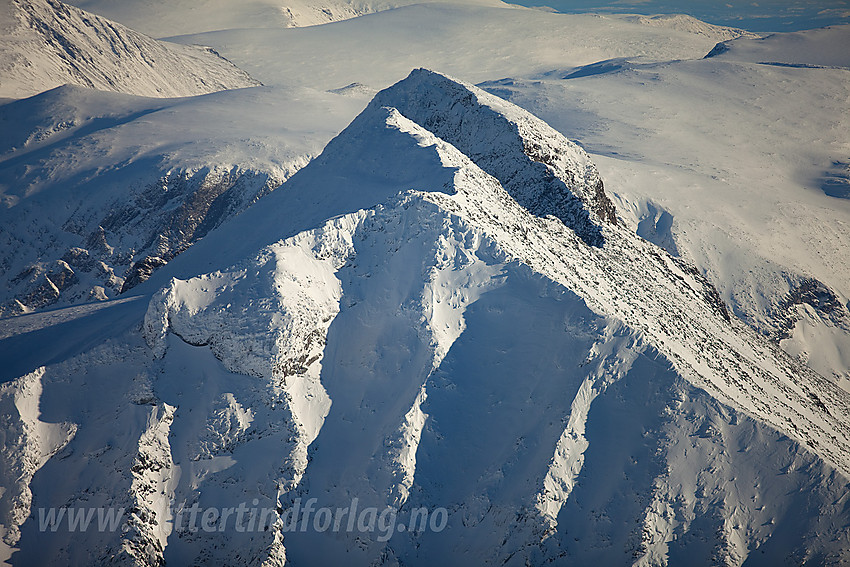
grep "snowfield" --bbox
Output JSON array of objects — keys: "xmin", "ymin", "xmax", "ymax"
[
  {"xmin": 1, "ymin": 1, "xmax": 850, "ymax": 565},
  {"xmin": 66, "ymin": 0, "xmax": 510, "ymax": 37}
]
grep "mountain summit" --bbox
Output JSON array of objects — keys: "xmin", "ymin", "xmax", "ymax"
[{"xmin": 2, "ymin": 70, "xmax": 849, "ymax": 566}]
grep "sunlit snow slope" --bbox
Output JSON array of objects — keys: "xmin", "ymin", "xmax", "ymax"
[
  {"xmin": 705, "ymin": 24, "xmax": 850, "ymax": 69},
  {"xmin": 477, "ymin": 24, "xmax": 850, "ymax": 388},
  {"xmin": 0, "ymin": 0, "xmax": 259, "ymax": 99},
  {"xmin": 2, "ymin": 71, "xmax": 848, "ymax": 567}
]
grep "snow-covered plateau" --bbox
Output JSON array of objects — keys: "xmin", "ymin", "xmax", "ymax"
[{"xmin": 1, "ymin": 0, "xmax": 850, "ymax": 565}]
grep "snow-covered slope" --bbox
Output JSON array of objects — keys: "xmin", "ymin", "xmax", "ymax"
[
  {"xmin": 159, "ymin": 6, "xmax": 850, "ymax": 387},
  {"xmin": 65, "ymin": 0, "xmax": 509, "ymax": 37},
  {"xmin": 12, "ymin": 0, "xmax": 843, "ymax": 392},
  {"xmin": 167, "ymin": 5, "xmax": 744, "ymax": 91},
  {"xmin": 0, "ymin": 0, "xmax": 259, "ymax": 99},
  {"xmin": 705, "ymin": 24, "xmax": 850, "ymax": 68},
  {"xmin": 477, "ymin": 24, "xmax": 850, "ymax": 388},
  {"xmin": 611, "ymin": 13, "xmax": 760, "ymax": 41},
  {"xmin": 2, "ymin": 71, "xmax": 849, "ymax": 566},
  {"xmin": 0, "ymin": 2, "xmax": 765, "ymax": 318},
  {"xmin": 0, "ymin": 84, "xmax": 367, "ymax": 316}
]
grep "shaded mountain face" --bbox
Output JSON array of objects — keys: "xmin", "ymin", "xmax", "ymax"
[
  {"xmin": 2, "ymin": 70, "xmax": 850, "ymax": 566},
  {"xmin": 0, "ymin": 79, "xmax": 366, "ymax": 318},
  {"xmin": 0, "ymin": 0, "xmax": 279, "ymax": 318},
  {"xmin": 0, "ymin": 0, "xmax": 259, "ymax": 99},
  {"xmin": 0, "ymin": 149, "xmax": 283, "ymax": 318}
]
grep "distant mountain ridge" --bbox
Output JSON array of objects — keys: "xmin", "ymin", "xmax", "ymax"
[
  {"xmin": 65, "ymin": 0, "xmax": 511, "ymax": 37},
  {"xmin": 614, "ymin": 13, "xmax": 760, "ymax": 42},
  {"xmin": 705, "ymin": 24, "xmax": 850, "ymax": 69},
  {"xmin": 0, "ymin": 0, "xmax": 259, "ymax": 99}
]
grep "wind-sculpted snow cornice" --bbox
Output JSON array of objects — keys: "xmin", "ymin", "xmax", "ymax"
[{"xmin": 370, "ymin": 68, "xmax": 617, "ymax": 246}]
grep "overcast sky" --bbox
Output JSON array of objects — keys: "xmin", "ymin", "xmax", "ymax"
[{"xmin": 507, "ymin": 0, "xmax": 850, "ymax": 31}]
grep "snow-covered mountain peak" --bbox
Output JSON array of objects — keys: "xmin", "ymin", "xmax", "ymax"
[
  {"xmin": 371, "ymin": 69, "xmax": 618, "ymax": 243},
  {"xmin": 150, "ymin": 69, "xmax": 850, "ymax": 478},
  {"xmin": 4, "ymin": 68, "xmax": 850, "ymax": 566},
  {"xmin": 0, "ymin": 0, "xmax": 259, "ymax": 99},
  {"xmin": 124, "ymin": 70, "xmax": 850, "ymax": 564},
  {"xmin": 162, "ymin": 68, "xmax": 619, "ymax": 270}
]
